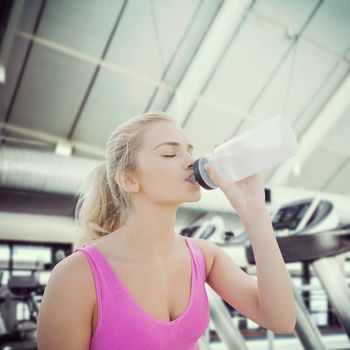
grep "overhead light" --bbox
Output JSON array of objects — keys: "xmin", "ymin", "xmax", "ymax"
[
  {"xmin": 55, "ymin": 140, "xmax": 73, "ymax": 156},
  {"xmin": 0, "ymin": 64, "xmax": 5, "ymax": 84}
]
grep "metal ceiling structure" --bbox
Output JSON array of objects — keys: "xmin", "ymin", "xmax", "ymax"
[{"xmin": 0, "ymin": 0, "xmax": 350, "ymax": 238}]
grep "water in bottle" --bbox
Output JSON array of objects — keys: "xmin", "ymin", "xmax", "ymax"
[{"xmin": 193, "ymin": 115, "xmax": 298, "ymax": 190}]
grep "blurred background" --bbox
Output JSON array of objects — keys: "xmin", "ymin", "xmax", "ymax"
[{"xmin": 0, "ymin": 0, "xmax": 350, "ymax": 349}]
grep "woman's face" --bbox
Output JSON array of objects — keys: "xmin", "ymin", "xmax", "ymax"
[{"xmin": 132, "ymin": 121, "xmax": 201, "ymax": 206}]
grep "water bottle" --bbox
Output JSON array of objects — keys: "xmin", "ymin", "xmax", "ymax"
[{"xmin": 193, "ymin": 115, "xmax": 298, "ymax": 190}]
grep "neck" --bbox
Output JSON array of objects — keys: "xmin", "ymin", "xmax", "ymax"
[{"xmin": 114, "ymin": 201, "xmax": 180, "ymax": 261}]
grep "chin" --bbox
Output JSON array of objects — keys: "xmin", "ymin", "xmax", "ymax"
[{"xmin": 184, "ymin": 190, "xmax": 201, "ymax": 202}]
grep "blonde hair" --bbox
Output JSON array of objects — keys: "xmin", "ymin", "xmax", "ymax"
[{"xmin": 75, "ymin": 111, "xmax": 175, "ymax": 247}]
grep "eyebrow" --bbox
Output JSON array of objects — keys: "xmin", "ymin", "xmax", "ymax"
[{"xmin": 153, "ymin": 142, "xmax": 194, "ymax": 151}]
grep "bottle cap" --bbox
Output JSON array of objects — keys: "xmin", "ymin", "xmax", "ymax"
[{"xmin": 193, "ymin": 158, "xmax": 216, "ymax": 190}]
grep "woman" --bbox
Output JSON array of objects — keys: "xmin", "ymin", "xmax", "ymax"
[{"xmin": 36, "ymin": 112, "xmax": 296, "ymax": 349}]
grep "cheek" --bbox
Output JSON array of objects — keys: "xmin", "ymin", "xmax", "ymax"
[
  {"xmin": 142, "ymin": 166, "xmax": 188, "ymax": 199},
  {"xmin": 142, "ymin": 158, "xmax": 178, "ymax": 181},
  {"xmin": 139, "ymin": 162, "xmax": 176, "ymax": 190}
]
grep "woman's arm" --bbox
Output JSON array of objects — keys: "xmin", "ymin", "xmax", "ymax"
[
  {"xmin": 204, "ymin": 235, "xmax": 296, "ymax": 333},
  {"xmin": 203, "ymin": 164, "xmax": 296, "ymax": 333},
  {"xmin": 240, "ymin": 206, "xmax": 296, "ymax": 332}
]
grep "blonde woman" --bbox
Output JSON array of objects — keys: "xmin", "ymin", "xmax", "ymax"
[{"xmin": 36, "ymin": 112, "xmax": 296, "ymax": 349}]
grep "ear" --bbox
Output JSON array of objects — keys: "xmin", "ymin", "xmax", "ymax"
[{"xmin": 114, "ymin": 171, "xmax": 140, "ymax": 193}]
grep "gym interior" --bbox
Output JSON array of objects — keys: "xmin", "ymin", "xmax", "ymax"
[{"xmin": 0, "ymin": 1, "xmax": 350, "ymax": 349}]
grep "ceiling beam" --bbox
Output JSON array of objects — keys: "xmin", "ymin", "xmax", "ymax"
[
  {"xmin": 269, "ymin": 73, "xmax": 350, "ymax": 186},
  {"xmin": 0, "ymin": 122, "xmax": 105, "ymax": 157},
  {"xmin": 166, "ymin": 0, "xmax": 252, "ymax": 125}
]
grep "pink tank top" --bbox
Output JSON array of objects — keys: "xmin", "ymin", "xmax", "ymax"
[{"xmin": 73, "ymin": 237, "xmax": 210, "ymax": 350}]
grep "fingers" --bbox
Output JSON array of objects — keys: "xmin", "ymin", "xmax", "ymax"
[
  {"xmin": 214, "ymin": 138, "xmax": 230, "ymax": 149},
  {"xmin": 205, "ymin": 163, "xmax": 220, "ymax": 185},
  {"xmin": 205, "ymin": 163, "xmax": 228, "ymax": 192}
]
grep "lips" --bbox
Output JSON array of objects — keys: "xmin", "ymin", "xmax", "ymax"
[
  {"xmin": 185, "ymin": 173, "xmax": 197, "ymax": 184},
  {"xmin": 185, "ymin": 173, "xmax": 193, "ymax": 181}
]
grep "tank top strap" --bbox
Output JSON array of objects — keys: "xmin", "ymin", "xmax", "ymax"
[
  {"xmin": 185, "ymin": 237, "xmax": 207, "ymax": 284},
  {"xmin": 74, "ymin": 245, "xmax": 120, "ymax": 300},
  {"xmin": 74, "ymin": 245, "xmax": 116, "ymax": 285}
]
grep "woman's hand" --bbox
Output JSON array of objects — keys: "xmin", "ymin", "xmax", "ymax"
[{"xmin": 204, "ymin": 143, "xmax": 267, "ymax": 217}]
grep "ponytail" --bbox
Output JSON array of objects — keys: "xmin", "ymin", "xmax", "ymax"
[{"xmin": 75, "ymin": 163, "xmax": 122, "ymax": 247}]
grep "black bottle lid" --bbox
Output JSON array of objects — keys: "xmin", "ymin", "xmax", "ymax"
[{"xmin": 193, "ymin": 158, "xmax": 216, "ymax": 190}]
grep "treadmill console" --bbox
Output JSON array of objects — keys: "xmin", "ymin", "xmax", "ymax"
[
  {"xmin": 272, "ymin": 197, "xmax": 335, "ymax": 235},
  {"xmin": 272, "ymin": 200, "xmax": 312, "ymax": 231}
]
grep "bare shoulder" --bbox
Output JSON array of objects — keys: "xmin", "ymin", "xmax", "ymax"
[
  {"xmin": 54, "ymin": 250, "xmax": 95, "ymax": 289},
  {"xmin": 44, "ymin": 250, "xmax": 96, "ymax": 314},
  {"xmin": 190, "ymin": 237, "xmax": 218, "ymax": 281},
  {"xmin": 36, "ymin": 250, "xmax": 96, "ymax": 349}
]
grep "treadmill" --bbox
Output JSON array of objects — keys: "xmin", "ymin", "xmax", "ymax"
[{"xmin": 245, "ymin": 197, "xmax": 350, "ymax": 350}]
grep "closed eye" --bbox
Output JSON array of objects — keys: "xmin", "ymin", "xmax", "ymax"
[{"xmin": 163, "ymin": 155, "xmax": 176, "ymax": 157}]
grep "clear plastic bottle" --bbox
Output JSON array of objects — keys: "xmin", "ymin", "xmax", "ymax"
[{"xmin": 193, "ymin": 115, "xmax": 298, "ymax": 189}]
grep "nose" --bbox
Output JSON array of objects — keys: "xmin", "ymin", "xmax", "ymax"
[{"xmin": 186, "ymin": 156, "xmax": 196, "ymax": 170}]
